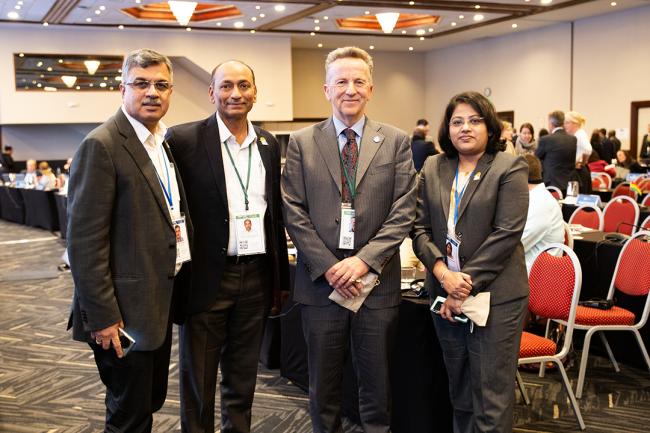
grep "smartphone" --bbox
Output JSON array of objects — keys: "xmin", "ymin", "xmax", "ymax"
[
  {"xmin": 430, "ymin": 296, "xmax": 469, "ymax": 323},
  {"xmin": 118, "ymin": 327, "xmax": 136, "ymax": 356}
]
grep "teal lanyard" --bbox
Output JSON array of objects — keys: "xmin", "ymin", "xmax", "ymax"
[
  {"xmin": 223, "ymin": 140, "xmax": 253, "ymax": 211},
  {"xmin": 338, "ymin": 132, "xmax": 360, "ymax": 200},
  {"xmin": 155, "ymin": 142, "xmax": 173, "ymax": 210},
  {"xmin": 453, "ymin": 164, "xmax": 475, "ymax": 225}
]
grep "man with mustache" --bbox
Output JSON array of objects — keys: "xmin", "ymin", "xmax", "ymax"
[
  {"xmin": 167, "ymin": 60, "xmax": 289, "ymax": 433},
  {"xmin": 67, "ymin": 48, "xmax": 192, "ymax": 432}
]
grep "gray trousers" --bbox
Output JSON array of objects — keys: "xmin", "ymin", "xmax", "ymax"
[
  {"xmin": 302, "ymin": 303, "xmax": 399, "ymax": 433},
  {"xmin": 433, "ymin": 296, "xmax": 528, "ymax": 433}
]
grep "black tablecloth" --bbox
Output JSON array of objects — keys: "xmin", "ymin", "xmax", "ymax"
[
  {"xmin": 19, "ymin": 189, "xmax": 59, "ymax": 231},
  {"xmin": 572, "ymin": 231, "xmax": 649, "ymax": 369},
  {"xmin": 592, "ymin": 188, "xmax": 648, "ymax": 204},
  {"xmin": 55, "ymin": 194, "xmax": 68, "ymax": 239},
  {"xmin": 562, "ymin": 203, "xmax": 650, "ymax": 228},
  {"xmin": 280, "ymin": 296, "xmax": 453, "ymax": 433},
  {"xmin": 0, "ymin": 186, "xmax": 25, "ymax": 224}
]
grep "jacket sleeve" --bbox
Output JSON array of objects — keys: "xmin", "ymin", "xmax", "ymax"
[{"xmin": 410, "ymin": 159, "xmax": 444, "ymax": 271}]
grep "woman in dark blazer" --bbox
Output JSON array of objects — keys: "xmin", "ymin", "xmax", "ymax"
[{"xmin": 411, "ymin": 91, "xmax": 529, "ymax": 433}]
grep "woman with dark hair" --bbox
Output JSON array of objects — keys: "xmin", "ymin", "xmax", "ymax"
[
  {"xmin": 616, "ymin": 149, "xmax": 646, "ymax": 174},
  {"xmin": 514, "ymin": 122, "xmax": 536, "ymax": 155},
  {"xmin": 411, "ymin": 91, "xmax": 529, "ymax": 432}
]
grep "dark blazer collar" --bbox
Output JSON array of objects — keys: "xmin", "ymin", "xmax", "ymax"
[
  {"xmin": 114, "ymin": 108, "xmax": 174, "ymax": 228},
  {"xmin": 438, "ymin": 151, "xmax": 496, "ymax": 227}
]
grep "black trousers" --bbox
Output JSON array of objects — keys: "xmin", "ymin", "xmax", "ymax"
[
  {"xmin": 180, "ymin": 259, "xmax": 268, "ymax": 433},
  {"xmin": 90, "ymin": 323, "xmax": 173, "ymax": 433},
  {"xmin": 302, "ymin": 303, "xmax": 399, "ymax": 433}
]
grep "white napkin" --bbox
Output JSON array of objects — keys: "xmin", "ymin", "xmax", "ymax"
[
  {"xmin": 328, "ymin": 272, "xmax": 379, "ymax": 313},
  {"xmin": 460, "ymin": 292, "xmax": 491, "ymax": 327}
]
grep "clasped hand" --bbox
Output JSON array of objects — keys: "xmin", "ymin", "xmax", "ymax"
[
  {"xmin": 90, "ymin": 321, "xmax": 125, "ymax": 358},
  {"xmin": 325, "ymin": 256, "xmax": 369, "ymax": 299},
  {"xmin": 442, "ymin": 271, "xmax": 472, "ymax": 301}
]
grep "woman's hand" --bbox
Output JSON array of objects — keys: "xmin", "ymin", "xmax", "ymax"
[
  {"xmin": 440, "ymin": 297, "xmax": 464, "ymax": 322},
  {"xmin": 441, "ymin": 271, "xmax": 473, "ymax": 300}
]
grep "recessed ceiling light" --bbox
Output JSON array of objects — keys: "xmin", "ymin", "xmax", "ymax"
[
  {"xmin": 401, "ymin": 30, "xmax": 407, "ymax": 34},
  {"xmin": 459, "ymin": 15, "xmax": 465, "ymax": 19},
  {"xmin": 76, "ymin": 86, "xmax": 80, "ymax": 90},
  {"xmin": 104, "ymin": 76, "xmax": 108, "ymax": 80},
  {"xmin": 428, "ymin": 28, "xmax": 434, "ymax": 32},
  {"xmin": 475, "ymin": 4, "xmax": 481, "ymax": 9},
  {"xmin": 610, "ymin": 1, "xmax": 617, "ymax": 5},
  {"xmin": 40, "ymin": 74, "xmax": 44, "ymax": 78},
  {"xmin": 37, "ymin": 61, "xmax": 43, "ymax": 67},
  {"xmin": 109, "ymin": 87, "xmax": 114, "ymax": 90},
  {"xmin": 323, "ymin": 16, "xmax": 328, "ymax": 20},
  {"xmin": 135, "ymin": 0, "xmax": 142, "ymax": 4},
  {"xmin": 42, "ymin": 22, "xmax": 49, "ymax": 26},
  {"xmin": 251, "ymin": 17, "xmax": 257, "ymax": 21},
  {"xmin": 369, "ymin": 45, "xmax": 375, "ymax": 50},
  {"xmin": 44, "ymin": 87, "xmax": 58, "ymax": 92},
  {"xmin": 473, "ymin": 14, "xmax": 484, "ymax": 21},
  {"xmin": 317, "ymin": 43, "xmax": 323, "ymax": 47},
  {"xmin": 409, "ymin": 1, "xmax": 415, "ymax": 5},
  {"xmin": 525, "ymin": 0, "xmax": 531, "ymax": 2},
  {"xmin": 37, "ymin": 83, "xmax": 42, "ymax": 88},
  {"xmin": 7, "ymin": 11, "xmax": 19, "ymax": 19},
  {"xmin": 118, "ymin": 25, "xmax": 124, "ymax": 29},
  {"xmin": 314, "ymin": 19, "xmax": 319, "ymax": 24},
  {"xmin": 310, "ymin": 32, "xmax": 315, "ymax": 36},
  {"xmin": 18, "ymin": 53, "xmax": 24, "ymax": 57},
  {"xmin": 95, "ymin": 10, "xmax": 101, "ymax": 15},
  {"xmin": 419, "ymin": 36, "xmax": 424, "ymax": 40},
  {"xmin": 512, "ymin": 23, "xmax": 518, "ymax": 28},
  {"xmin": 18, "ymin": 1, "xmax": 24, "ymax": 5},
  {"xmin": 234, "ymin": 21, "xmax": 244, "ymax": 28},
  {"xmin": 416, "ymin": 29, "xmax": 425, "ymax": 35},
  {"xmin": 451, "ymin": 22, "xmax": 457, "ymax": 26},
  {"xmin": 14, "ymin": 5, "xmax": 21, "ymax": 10},
  {"xmin": 47, "ymin": 67, "xmax": 53, "ymax": 71},
  {"xmin": 314, "ymin": 26, "xmax": 320, "ymax": 31},
  {"xmin": 58, "ymin": 59, "xmax": 63, "ymax": 63},
  {"xmin": 274, "ymin": 5, "xmax": 286, "ymax": 12},
  {"xmin": 409, "ymin": 47, "xmax": 414, "ymax": 51},
  {"xmin": 89, "ymin": 83, "xmax": 94, "ymax": 87},
  {"xmin": 86, "ymin": 17, "xmax": 92, "ymax": 23},
  {"xmin": 255, "ymin": 5, "xmax": 261, "ymax": 10},
  {"xmin": 32, "ymin": 80, "xmax": 36, "ymax": 84},
  {"xmin": 250, "ymin": 29, "xmax": 255, "ymax": 33},
  {"xmin": 216, "ymin": 22, "xmax": 222, "ymax": 26},
  {"xmin": 100, "ymin": 82, "xmax": 107, "ymax": 88},
  {"xmin": 100, "ymin": 6, "xmax": 106, "ymax": 11},
  {"xmin": 259, "ymin": 13, "xmax": 265, "ymax": 17},
  {"xmin": 186, "ymin": 27, "xmax": 191, "ymax": 31},
  {"xmin": 541, "ymin": 0, "xmax": 552, "ymax": 4}
]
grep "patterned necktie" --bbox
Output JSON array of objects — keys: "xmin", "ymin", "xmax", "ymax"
[{"xmin": 341, "ymin": 128, "xmax": 359, "ymax": 203}]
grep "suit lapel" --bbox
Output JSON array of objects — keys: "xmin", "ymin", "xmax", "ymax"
[
  {"xmin": 456, "ymin": 152, "xmax": 495, "ymax": 224},
  {"xmin": 254, "ymin": 127, "xmax": 273, "ymax": 215},
  {"xmin": 115, "ymin": 110, "xmax": 173, "ymax": 228},
  {"xmin": 202, "ymin": 115, "xmax": 229, "ymax": 211},
  {"xmin": 355, "ymin": 118, "xmax": 384, "ymax": 188},
  {"xmin": 438, "ymin": 156, "xmax": 456, "ymax": 225},
  {"xmin": 313, "ymin": 118, "xmax": 342, "ymax": 193}
]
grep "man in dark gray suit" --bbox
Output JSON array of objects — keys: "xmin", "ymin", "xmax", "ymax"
[
  {"xmin": 282, "ymin": 46, "xmax": 417, "ymax": 433},
  {"xmin": 535, "ymin": 110, "xmax": 577, "ymax": 194},
  {"xmin": 67, "ymin": 48, "xmax": 191, "ymax": 432}
]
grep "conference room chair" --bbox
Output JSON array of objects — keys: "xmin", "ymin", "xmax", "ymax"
[
  {"xmin": 546, "ymin": 186, "xmax": 563, "ymax": 200},
  {"xmin": 611, "ymin": 182, "xmax": 638, "ymax": 201},
  {"xmin": 641, "ymin": 193, "xmax": 650, "ymax": 207},
  {"xmin": 591, "ymin": 176, "xmax": 605, "ymax": 190},
  {"xmin": 602, "ymin": 195, "xmax": 639, "ymax": 235},
  {"xmin": 561, "ymin": 231, "xmax": 650, "ymax": 399},
  {"xmin": 591, "ymin": 172, "xmax": 611, "ymax": 189},
  {"xmin": 563, "ymin": 221, "xmax": 574, "ymax": 249},
  {"xmin": 638, "ymin": 178, "xmax": 650, "ymax": 193},
  {"xmin": 642, "ymin": 215, "xmax": 650, "ymax": 231},
  {"xmin": 569, "ymin": 205, "xmax": 604, "ymax": 231},
  {"xmin": 517, "ymin": 243, "xmax": 586, "ymax": 430}
]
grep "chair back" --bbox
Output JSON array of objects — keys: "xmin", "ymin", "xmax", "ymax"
[
  {"xmin": 592, "ymin": 177, "xmax": 605, "ymax": 190},
  {"xmin": 612, "ymin": 182, "xmax": 638, "ymax": 200},
  {"xmin": 603, "ymin": 195, "xmax": 640, "ymax": 235},
  {"xmin": 641, "ymin": 194, "xmax": 650, "ymax": 207},
  {"xmin": 638, "ymin": 178, "xmax": 650, "ymax": 193},
  {"xmin": 608, "ymin": 231, "xmax": 650, "ymax": 298},
  {"xmin": 599, "ymin": 172, "xmax": 613, "ymax": 189},
  {"xmin": 547, "ymin": 186, "xmax": 563, "ymax": 200},
  {"xmin": 528, "ymin": 244, "xmax": 582, "ymax": 356},
  {"xmin": 642, "ymin": 215, "xmax": 650, "ymax": 231},
  {"xmin": 569, "ymin": 205, "xmax": 604, "ymax": 231},
  {"xmin": 563, "ymin": 221, "xmax": 574, "ymax": 249}
]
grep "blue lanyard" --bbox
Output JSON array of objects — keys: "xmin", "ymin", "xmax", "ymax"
[
  {"xmin": 156, "ymin": 143, "xmax": 173, "ymax": 210},
  {"xmin": 453, "ymin": 165, "xmax": 475, "ymax": 225}
]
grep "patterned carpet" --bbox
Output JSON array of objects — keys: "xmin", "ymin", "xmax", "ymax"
[{"xmin": 0, "ymin": 220, "xmax": 649, "ymax": 432}]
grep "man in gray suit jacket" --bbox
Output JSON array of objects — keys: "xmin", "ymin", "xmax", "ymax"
[
  {"xmin": 67, "ymin": 49, "xmax": 191, "ymax": 432},
  {"xmin": 282, "ymin": 47, "xmax": 417, "ymax": 433}
]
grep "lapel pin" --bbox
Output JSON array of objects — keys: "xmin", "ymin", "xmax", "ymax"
[
  {"xmin": 474, "ymin": 171, "xmax": 481, "ymax": 180},
  {"xmin": 259, "ymin": 136, "xmax": 268, "ymax": 146},
  {"xmin": 373, "ymin": 135, "xmax": 381, "ymax": 143}
]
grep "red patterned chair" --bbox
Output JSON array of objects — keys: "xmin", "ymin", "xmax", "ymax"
[
  {"xmin": 596, "ymin": 172, "xmax": 613, "ymax": 189},
  {"xmin": 591, "ymin": 176, "xmax": 605, "ymax": 190},
  {"xmin": 642, "ymin": 215, "xmax": 650, "ymax": 231},
  {"xmin": 546, "ymin": 186, "xmax": 563, "ymax": 200},
  {"xmin": 517, "ymin": 243, "xmax": 585, "ymax": 430},
  {"xmin": 603, "ymin": 195, "xmax": 639, "ymax": 235},
  {"xmin": 612, "ymin": 182, "xmax": 638, "ymax": 200},
  {"xmin": 554, "ymin": 231, "xmax": 650, "ymax": 399},
  {"xmin": 641, "ymin": 193, "xmax": 650, "ymax": 207},
  {"xmin": 568, "ymin": 205, "xmax": 604, "ymax": 231}
]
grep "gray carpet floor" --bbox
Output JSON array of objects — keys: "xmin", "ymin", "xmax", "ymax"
[{"xmin": 0, "ymin": 220, "xmax": 649, "ymax": 432}]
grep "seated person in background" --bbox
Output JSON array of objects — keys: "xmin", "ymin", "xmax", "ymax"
[
  {"xmin": 411, "ymin": 127, "xmax": 437, "ymax": 172},
  {"xmin": 587, "ymin": 150, "xmax": 616, "ymax": 178},
  {"xmin": 499, "ymin": 120, "xmax": 516, "ymax": 154},
  {"xmin": 1, "ymin": 145, "xmax": 16, "ymax": 173},
  {"xmin": 22, "ymin": 159, "xmax": 37, "ymax": 186},
  {"xmin": 521, "ymin": 154, "xmax": 565, "ymax": 272},
  {"xmin": 37, "ymin": 161, "xmax": 56, "ymax": 190},
  {"xmin": 616, "ymin": 149, "xmax": 646, "ymax": 175}
]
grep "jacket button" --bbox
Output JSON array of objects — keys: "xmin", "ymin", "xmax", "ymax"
[
  {"xmin": 221, "ymin": 247, "xmax": 227, "ymax": 254},
  {"xmin": 223, "ymin": 219, "xmax": 228, "ymax": 225},
  {"xmin": 335, "ymin": 218, "xmax": 340, "ymax": 224}
]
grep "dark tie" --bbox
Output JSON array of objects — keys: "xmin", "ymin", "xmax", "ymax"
[{"xmin": 341, "ymin": 128, "xmax": 359, "ymax": 203}]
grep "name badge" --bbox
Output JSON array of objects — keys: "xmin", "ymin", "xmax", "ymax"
[
  {"xmin": 338, "ymin": 205, "xmax": 355, "ymax": 250},
  {"xmin": 445, "ymin": 233, "xmax": 461, "ymax": 272},
  {"xmin": 173, "ymin": 215, "xmax": 191, "ymax": 265},
  {"xmin": 234, "ymin": 211, "xmax": 266, "ymax": 256}
]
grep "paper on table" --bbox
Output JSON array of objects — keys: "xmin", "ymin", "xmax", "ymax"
[{"xmin": 329, "ymin": 272, "xmax": 379, "ymax": 313}]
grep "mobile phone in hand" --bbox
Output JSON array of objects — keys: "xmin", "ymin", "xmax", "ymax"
[
  {"xmin": 430, "ymin": 296, "xmax": 469, "ymax": 323},
  {"xmin": 118, "ymin": 327, "xmax": 136, "ymax": 356}
]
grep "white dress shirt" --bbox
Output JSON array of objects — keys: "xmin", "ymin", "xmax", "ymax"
[
  {"xmin": 521, "ymin": 183, "xmax": 565, "ymax": 272},
  {"xmin": 575, "ymin": 128, "xmax": 593, "ymax": 163},
  {"xmin": 216, "ymin": 113, "xmax": 267, "ymax": 256},
  {"xmin": 332, "ymin": 116, "xmax": 365, "ymax": 151}
]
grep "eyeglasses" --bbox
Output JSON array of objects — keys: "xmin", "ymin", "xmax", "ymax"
[
  {"xmin": 449, "ymin": 116, "xmax": 484, "ymax": 128},
  {"xmin": 124, "ymin": 80, "xmax": 172, "ymax": 92}
]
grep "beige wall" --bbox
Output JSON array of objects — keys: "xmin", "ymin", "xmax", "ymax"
[
  {"xmin": 292, "ymin": 48, "xmax": 426, "ymax": 133},
  {"xmin": 424, "ymin": 5, "xmax": 650, "ymax": 150},
  {"xmin": 0, "ymin": 25, "xmax": 293, "ymax": 125}
]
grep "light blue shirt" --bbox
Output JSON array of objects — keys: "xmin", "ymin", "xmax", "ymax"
[{"xmin": 332, "ymin": 116, "xmax": 365, "ymax": 152}]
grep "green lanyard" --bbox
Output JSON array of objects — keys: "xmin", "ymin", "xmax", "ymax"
[
  {"xmin": 338, "ymin": 134, "xmax": 360, "ymax": 200},
  {"xmin": 223, "ymin": 140, "xmax": 253, "ymax": 211}
]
